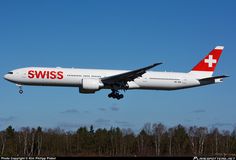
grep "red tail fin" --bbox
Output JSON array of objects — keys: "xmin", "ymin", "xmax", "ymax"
[
  {"xmin": 189, "ymin": 46, "xmax": 224, "ymax": 78},
  {"xmin": 191, "ymin": 46, "xmax": 224, "ymax": 72}
]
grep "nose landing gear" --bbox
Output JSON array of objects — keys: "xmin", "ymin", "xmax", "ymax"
[
  {"xmin": 19, "ymin": 89, "xmax": 23, "ymax": 94},
  {"xmin": 16, "ymin": 84, "xmax": 23, "ymax": 94},
  {"xmin": 108, "ymin": 89, "xmax": 124, "ymax": 100}
]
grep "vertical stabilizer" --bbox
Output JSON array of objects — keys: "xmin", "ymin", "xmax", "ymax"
[{"xmin": 189, "ymin": 46, "xmax": 224, "ymax": 79}]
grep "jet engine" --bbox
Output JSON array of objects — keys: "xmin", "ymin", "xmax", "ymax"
[{"xmin": 79, "ymin": 78, "xmax": 104, "ymax": 94}]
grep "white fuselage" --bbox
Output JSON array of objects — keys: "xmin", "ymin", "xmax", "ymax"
[
  {"xmin": 4, "ymin": 46, "xmax": 226, "ymax": 99},
  {"xmin": 4, "ymin": 67, "xmax": 210, "ymax": 91}
]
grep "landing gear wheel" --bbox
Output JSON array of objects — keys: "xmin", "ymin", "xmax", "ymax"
[
  {"xmin": 119, "ymin": 94, "xmax": 124, "ymax": 99},
  {"xmin": 108, "ymin": 93, "xmax": 113, "ymax": 98},
  {"xmin": 108, "ymin": 90, "xmax": 124, "ymax": 100},
  {"xmin": 19, "ymin": 90, "xmax": 23, "ymax": 94}
]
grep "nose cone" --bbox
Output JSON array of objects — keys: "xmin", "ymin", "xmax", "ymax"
[
  {"xmin": 4, "ymin": 74, "xmax": 9, "ymax": 80},
  {"xmin": 4, "ymin": 73, "xmax": 13, "ymax": 82}
]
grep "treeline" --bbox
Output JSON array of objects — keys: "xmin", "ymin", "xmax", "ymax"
[{"xmin": 0, "ymin": 123, "xmax": 236, "ymax": 156}]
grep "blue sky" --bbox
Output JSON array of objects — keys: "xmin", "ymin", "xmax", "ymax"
[{"xmin": 0, "ymin": 0, "xmax": 235, "ymax": 132}]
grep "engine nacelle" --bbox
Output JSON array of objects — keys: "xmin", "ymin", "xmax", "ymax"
[{"xmin": 79, "ymin": 78, "xmax": 103, "ymax": 94}]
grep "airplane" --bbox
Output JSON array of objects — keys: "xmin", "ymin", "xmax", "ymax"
[{"xmin": 4, "ymin": 46, "xmax": 228, "ymax": 100}]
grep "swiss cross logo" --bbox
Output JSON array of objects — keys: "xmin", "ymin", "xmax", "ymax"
[
  {"xmin": 204, "ymin": 55, "xmax": 217, "ymax": 68},
  {"xmin": 192, "ymin": 47, "xmax": 223, "ymax": 71}
]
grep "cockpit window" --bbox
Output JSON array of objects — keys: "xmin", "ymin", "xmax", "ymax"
[{"xmin": 8, "ymin": 72, "xmax": 13, "ymax": 74}]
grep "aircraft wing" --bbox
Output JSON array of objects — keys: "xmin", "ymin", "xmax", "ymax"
[{"xmin": 101, "ymin": 63, "xmax": 162, "ymax": 85}]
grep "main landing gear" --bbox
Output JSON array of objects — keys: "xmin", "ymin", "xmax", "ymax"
[{"xmin": 108, "ymin": 89, "xmax": 124, "ymax": 100}]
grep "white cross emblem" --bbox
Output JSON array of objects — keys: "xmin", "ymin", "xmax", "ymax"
[{"xmin": 204, "ymin": 55, "xmax": 217, "ymax": 67}]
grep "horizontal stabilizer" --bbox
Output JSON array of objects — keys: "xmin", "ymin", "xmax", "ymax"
[{"xmin": 199, "ymin": 75, "xmax": 229, "ymax": 81}]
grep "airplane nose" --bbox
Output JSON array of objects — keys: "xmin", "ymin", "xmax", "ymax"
[
  {"xmin": 4, "ymin": 74, "xmax": 9, "ymax": 80},
  {"xmin": 4, "ymin": 74, "xmax": 7, "ymax": 80}
]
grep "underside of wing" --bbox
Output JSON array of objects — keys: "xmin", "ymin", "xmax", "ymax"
[{"xmin": 101, "ymin": 63, "xmax": 162, "ymax": 85}]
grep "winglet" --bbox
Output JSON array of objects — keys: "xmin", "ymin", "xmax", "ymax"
[
  {"xmin": 140, "ymin": 63, "xmax": 162, "ymax": 72},
  {"xmin": 151, "ymin": 63, "xmax": 163, "ymax": 68}
]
